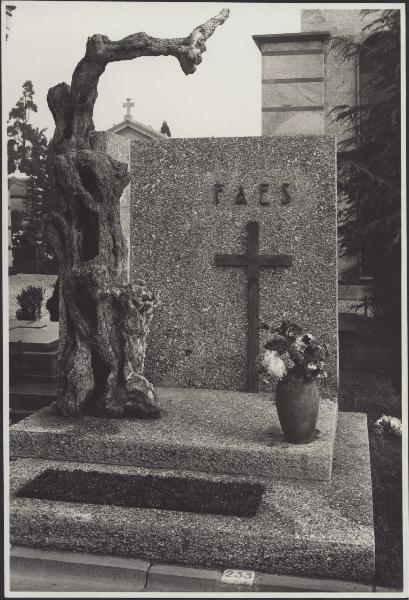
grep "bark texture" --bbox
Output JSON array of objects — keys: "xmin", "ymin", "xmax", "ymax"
[{"xmin": 46, "ymin": 9, "xmax": 229, "ymax": 418}]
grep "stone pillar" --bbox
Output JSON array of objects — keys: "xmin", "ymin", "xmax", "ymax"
[{"xmin": 253, "ymin": 32, "xmax": 330, "ymax": 136}]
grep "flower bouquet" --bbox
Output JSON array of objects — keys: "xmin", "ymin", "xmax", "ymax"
[{"xmin": 258, "ymin": 320, "xmax": 329, "ymax": 444}]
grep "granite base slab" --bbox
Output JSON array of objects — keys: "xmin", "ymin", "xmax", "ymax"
[
  {"xmin": 9, "ymin": 320, "xmax": 59, "ymax": 352},
  {"xmin": 10, "ymin": 387, "xmax": 337, "ymax": 482},
  {"xmin": 9, "ymin": 548, "xmax": 374, "ymax": 593},
  {"xmin": 146, "ymin": 563, "xmax": 374, "ymax": 593},
  {"xmin": 9, "ymin": 349, "xmax": 58, "ymax": 376},
  {"xmin": 9, "ymin": 317, "xmax": 50, "ymax": 330},
  {"xmin": 10, "ymin": 412, "xmax": 374, "ymax": 583}
]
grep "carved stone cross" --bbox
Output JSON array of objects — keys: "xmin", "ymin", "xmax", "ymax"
[
  {"xmin": 215, "ymin": 221, "xmax": 292, "ymax": 392},
  {"xmin": 123, "ymin": 97, "xmax": 134, "ymax": 119}
]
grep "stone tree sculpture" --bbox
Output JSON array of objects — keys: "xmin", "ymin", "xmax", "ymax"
[{"xmin": 46, "ymin": 9, "xmax": 229, "ymax": 419}]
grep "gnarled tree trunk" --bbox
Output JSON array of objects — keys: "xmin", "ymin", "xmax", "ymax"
[{"xmin": 46, "ymin": 9, "xmax": 229, "ymax": 418}]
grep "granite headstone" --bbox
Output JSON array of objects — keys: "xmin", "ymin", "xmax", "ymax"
[{"xmin": 130, "ymin": 136, "xmax": 337, "ymax": 391}]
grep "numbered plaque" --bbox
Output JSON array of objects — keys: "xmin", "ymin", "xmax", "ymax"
[{"xmin": 220, "ymin": 569, "xmax": 255, "ymax": 586}]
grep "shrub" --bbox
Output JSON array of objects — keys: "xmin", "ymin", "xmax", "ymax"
[{"xmin": 16, "ymin": 285, "xmax": 45, "ymax": 321}]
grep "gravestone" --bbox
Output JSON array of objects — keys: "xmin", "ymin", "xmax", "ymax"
[
  {"xmin": 130, "ymin": 136, "xmax": 338, "ymax": 392},
  {"xmin": 10, "ymin": 135, "xmax": 376, "ymax": 588},
  {"xmin": 8, "ymin": 9, "xmax": 376, "ymax": 588}
]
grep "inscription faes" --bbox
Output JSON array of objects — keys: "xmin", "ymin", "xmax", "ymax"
[
  {"xmin": 235, "ymin": 185, "xmax": 247, "ymax": 205},
  {"xmin": 214, "ymin": 183, "xmax": 292, "ymax": 205},
  {"xmin": 259, "ymin": 183, "xmax": 270, "ymax": 205}
]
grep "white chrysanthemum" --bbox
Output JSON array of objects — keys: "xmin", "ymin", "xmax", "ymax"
[
  {"xmin": 307, "ymin": 362, "xmax": 318, "ymax": 372},
  {"xmin": 262, "ymin": 350, "xmax": 287, "ymax": 379},
  {"xmin": 294, "ymin": 336, "xmax": 306, "ymax": 351},
  {"xmin": 281, "ymin": 351, "xmax": 295, "ymax": 370},
  {"xmin": 374, "ymin": 415, "xmax": 402, "ymax": 437}
]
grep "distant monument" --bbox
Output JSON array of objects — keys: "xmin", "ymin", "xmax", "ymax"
[{"xmin": 108, "ymin": 98, "xmax": 166, "ymax": 141}]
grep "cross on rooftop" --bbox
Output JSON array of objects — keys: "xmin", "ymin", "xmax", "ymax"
[
  {"xmin": 123, "ymin": 98, "xmax": 134, "ymax": 119},
  {"xmin": 215, "ymin": 221, "xmax": 292, "ymax": 392}
]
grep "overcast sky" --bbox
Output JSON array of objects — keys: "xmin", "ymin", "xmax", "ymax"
[{"xmin": 3, "ymin": 2, "xmax": 302, "ymax": 139}]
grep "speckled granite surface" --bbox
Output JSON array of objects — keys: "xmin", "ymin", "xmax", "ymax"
[
  {"xmin": 130, "ymin": 136, "xmax": 337, "ymax": 391},
  {"xmin": 9, "ymin": 412, "xmax": 374, "ymax": 583},
  {"xmin": 10, "ymin": 387, "xmax": 337, "ymax": 481}
]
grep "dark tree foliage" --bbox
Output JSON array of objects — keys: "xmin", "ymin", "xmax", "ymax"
[
  {"xmin": 8, "ymin": 81, "xmax": 48, "ymax": 182},
  {"xmin": 330, "ymin": 10, "xmax": 401, "ymax": 386},
  {"xmin": 8, "ymin": 81, "xmax": 50, "ymax": 238},
  {"xmin": 160, "ymin": 120, "xmax": 171, "ymax": 137}
]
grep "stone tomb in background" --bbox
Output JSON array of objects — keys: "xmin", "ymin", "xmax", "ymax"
[{"xmin": 130, "ymin": 136, "xmax": 338, "ymax": 392}]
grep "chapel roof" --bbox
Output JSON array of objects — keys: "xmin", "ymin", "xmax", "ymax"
[{"xmin": 108, "ymin": 98, "xmax": 167, "ymax": 141}]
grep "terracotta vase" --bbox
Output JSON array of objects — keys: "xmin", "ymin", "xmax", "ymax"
[{"xmin": 275, "ymin": 372, "xmax": 320, "ymax": 444}]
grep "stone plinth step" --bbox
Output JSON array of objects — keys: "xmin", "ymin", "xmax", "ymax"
[
  {"xmin": 10, "ymin": 547, "xmax": 149, "ymax": 592},
  {"xmin": 9, "ymin": 412, "xmax": 374, "ymax": 584},
  {"xmin": 10, "ymin": 386, "xmax": 338, "ymax": 482},
  {"xmin": 9, "ymin": 320, "xmax": 59, "ymax": 353},
  {"xmin": 9, "ymin": 349, "xmax": 58, "ymax": 377},
  {"xmin": 10, "ymin": 317, "xmax": 50, "ymax": 330},
  {"xmin": 9, "ymin": 547, "xmax": 376, "ymax": 593},
  {"xmin": 10, "ymin": 338, "xmax": 59, "ymax": 353},
  {"xmin": 10, "ymin": 381, "xmax": 57, "ymax": 411},
  {"xmin": 146, "ymin": 563, "xmax": 375, "ymax": 592}
]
